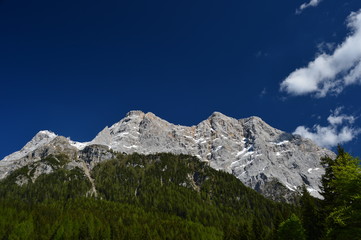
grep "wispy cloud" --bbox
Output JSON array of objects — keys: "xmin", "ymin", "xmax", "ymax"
[
  {"xmin": 316, "ymin": 42, "xmax": 336, "ymax": 54},
  {"xmin": 293, "ymin": 107, "xmax": 360, "ymax": 148},
  {"xmin": 259, "ymin": 88, "xmax": 267, "ymax": 98},
  {"xmin": 255, "ymin": 51, "xmax": 268, "ymax": 58},
  {"xmin": 280, "ymin": 9, "xmax": 361, "ymax": 97},
  {"xmin": 296, "ymin": 0, "xmax": 323, "ymax": 14}
]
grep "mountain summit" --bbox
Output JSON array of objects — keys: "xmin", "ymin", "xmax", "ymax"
[{"xmin": 0, "ymin": 111, "xmax": 334, "ymax": 201}]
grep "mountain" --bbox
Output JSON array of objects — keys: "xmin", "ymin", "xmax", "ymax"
[
  {"xmin": 0, "ymin": 111, "xmax": 335, "ymax": 202},
  {"xmin": 0, "ymin": 153, "xmax": 296, "ymax": 239}
]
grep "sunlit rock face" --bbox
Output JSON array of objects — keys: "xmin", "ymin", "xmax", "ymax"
[{"xmin": 0, "ymin": 111, "xmax": 335, "ymax": 202}]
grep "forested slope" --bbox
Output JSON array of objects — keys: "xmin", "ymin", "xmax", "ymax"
[{"xmin": 0, "ymin": 153, "xmax": 296, "ymax": 240}]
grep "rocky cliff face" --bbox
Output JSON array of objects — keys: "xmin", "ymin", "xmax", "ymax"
[{"xmin": 0, "ymin": 111, "xmax": 335, "ymax": 202}]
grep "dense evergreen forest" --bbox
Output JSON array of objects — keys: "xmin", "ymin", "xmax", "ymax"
[{"xmin": 0, "ymin": 148, "xmax": 359, "ymax": 239}]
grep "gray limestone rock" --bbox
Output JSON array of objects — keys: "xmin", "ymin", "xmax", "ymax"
[
  {"xmin": 89, "ymin": 111, "xmax": 334, "ymax": 201},
  {"xmin": 0, "ymin": 111, "xmax": 335, "ymax": 202},
  {"xmin": 79, "ymin": 144, "xmax": 116, "ymax": 169}
]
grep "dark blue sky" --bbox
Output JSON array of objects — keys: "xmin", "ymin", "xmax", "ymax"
[{"xmin": 1, "ymin": 0, "xmax": 361, "ymax": 158}]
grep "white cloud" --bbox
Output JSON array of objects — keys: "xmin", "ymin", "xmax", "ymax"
[
  {"xmin": 296, "ymin": 0, "xmax": 322, "ymax": 14},
  {"xmin": 327, "ymin": 107, "xmax": 355, "ymax": 125},
  {"xmin": 316, "ymin": 42, "xmax": 336, "ymax": 54},
  {"xmin": 281, "ymin": 9, "xmax": 361, "ymax": 97},
  {"xmin": 293, "ymin": 108, "xmax": 360, "ymax": 148}
]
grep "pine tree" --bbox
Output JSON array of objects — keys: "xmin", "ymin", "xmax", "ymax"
[
  {"xmin": 323, "ymin": 147, "xmax": 361, "ymax": 239},
  {"xmin": 300, "ymin": 185, "xmax": 323, "ymax": 240},
  {"xmin": 320, "ymin": 147, "xmax": 361, "ymax": 239},
  {"xmin": 277, "ymin": 214, "xmax": 306, "ymax": 240},
  {"xmin": 8, "ymin": 217, "xmax": 34, "ymax": 240},
  {"xmin": 320, "ymin": 153, "xmax": 338, "ymax": 212}
]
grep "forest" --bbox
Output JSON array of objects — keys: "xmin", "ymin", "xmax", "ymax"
[{"xmin": 0, "ymin": 147, "xmax": 359, "ymax": 239}]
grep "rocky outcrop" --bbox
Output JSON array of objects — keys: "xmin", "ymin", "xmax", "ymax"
[
  {"xmin": 79, "ymin": 144, "xmax": 116, "ymax": 169},
  {"xmin": 1, "ymin": 130, "xmax": 57, "ymax": 162},
  {"xmin": 0, "ymin": 135, "xmax": 76, "ymax": 179},
  {"xmin": 0, "ymin": 111, "xmax": 335, "ymax": 202},
  {"xmin": 0, "ymin": 137, "xmax": 114, "ymax": 182},
  {"xmin": 88, "ymin": 111, "xmax": 334, "ymax": 200}
]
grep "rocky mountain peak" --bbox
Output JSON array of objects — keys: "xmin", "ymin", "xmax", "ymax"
[
  {"xmin": 144, "ymin": 112, "xmax": 157, "ymax": 118},
  {"xmin": 1, "ymin": 130, "xmax": 58, "ymax": 162},
  {"xmin": 0, "ymin": 111, "xmax": 336, "ymax": 202},
  {"xmin": 126, "ymin": 110, "xmax": 145, "ymax": 117},
  {"xmin": 244, "ymin": 116, "xmax": 263, "ymax": 122},
  {"xmin": 208, "ymin": 111, "xmax": 229, "ymax": 119},
  {"xmin": 35, "ymin": 130, "xmax": 57, "ymax": 139},
  {"xmin": 26, "ymin": 130, "xmax": 58, "ymax": 148}
]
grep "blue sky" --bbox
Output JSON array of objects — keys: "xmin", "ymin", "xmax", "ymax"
[{"xmin": 1, "ymin": 0, "xmax": 361, "ymax": 159}]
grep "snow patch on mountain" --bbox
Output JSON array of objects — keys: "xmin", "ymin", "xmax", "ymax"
[
  {"xmin": 0, "ymin": 111, "xmax": 335, "ymax": 201},
  {"xmin": 0, "ymin": 130, "xmax": 57, "ymax": 162}
]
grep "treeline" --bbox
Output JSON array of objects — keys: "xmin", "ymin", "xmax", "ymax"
[
  {"xmin": 0, "ymin": 149, "xmax": 359, "ymax": 239},
  {"xmin": 294, "ymin": 147, "xmax": 361, "ymax": 240},
  {"xmin": 0, "ymin": 199, "xmax": 223, "ymax": 240},
  {"xmin": 0, "ymin": 153, "xmax": 294, "ymax": 239}
]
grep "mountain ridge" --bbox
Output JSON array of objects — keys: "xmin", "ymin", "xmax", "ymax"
[{"xmin": 0, "ymin": 111, "xmax": 335, "ymax": 202}]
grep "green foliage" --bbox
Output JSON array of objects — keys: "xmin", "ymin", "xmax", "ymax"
[
  {"xmin": 0, "ymin": 199, "xmax": 225, "ymax": 240},
  {"xmin": 40, "ymin": 154, "xmax": 71, "ymax": 168},
  {"xmin": 92, "ymin": 153, "xmax": 293, "ymax": 235},
  {"xmin": 300, "ymin": 186, "xmax": 324, "ymax": 240},
  {"xmin": 8, "ymin": 217, "xmax": 34, "ymax": 240},
  {"xmin": 320, "ymin": 147, "xmax": 361, "ymax": 239},
  {"xmin": 0, "ymin": 168, "xmax": 91, "ymax": 203},
  {"xmin": 277, "ymin": 214, "xmax": 306, "ymax": 240},
  {"xmin": 0, "ymin": 153, "xmax": 297, "ymax": 239}
]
